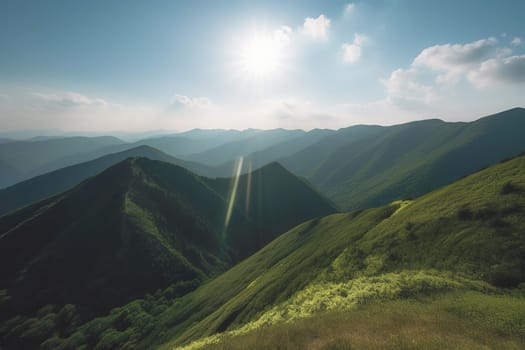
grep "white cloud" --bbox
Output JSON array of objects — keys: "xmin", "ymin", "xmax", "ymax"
[
  {"xmin": 384, "ymin": 37, "xmax": 525, "ymax": 112},
  {"xmin": 468, "ymin": 55, "xmax": 525, "ymax": 87},
  {"xmin": 170, "ymin": 94, "xmax": 213, "ymax": 109},
  {"xmin": 383, "ymin": 68, "xmax": 436, "ymax": 109},
  {"xmin": 301, "ymin": 14, "xmax": 330, "ymax": 40},
  {"xmin": 413, "ymin": 38, "xmax": 498, "ymax": 70},
  {"xmin": 342, "ymin": 33, "xmax": 369, "ymax": 64},
  {"xmin": 344, "ymin": 3, "xmax": 356, "ymax": 17},
  {"xmin": 342, "ymin": 43, "xmax": 362, "ymax": 63},
  {"xmin": 512, "ymin": 37, "xmax": 522, "ymax": 46},
  {"xmin": 33, "ymin": 91, "xmax": 108, "ymax": 108}
]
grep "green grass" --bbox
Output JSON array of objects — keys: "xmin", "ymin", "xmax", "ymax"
[{"xmin": 190, "ymin": 291, "xmax": 525, "ymax": 350}]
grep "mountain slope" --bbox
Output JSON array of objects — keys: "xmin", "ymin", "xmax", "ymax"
[
  {"xmin": 0, "ymin": 145, "xmax": 215, "ymax": 216},
  {"xmin": 8, "ymin": 146, "xmax": 525, "ymax": 350},
  {"xmin": 0, "ymin": 157, "xmax": 336, "ymax": 349},
  {"xmin": 155, "ymin": 151, "xmax": 525, "ymax": 349},
  {"xmin": 281, "ymin": 107, "xmax": 525, "ymax": 210}
]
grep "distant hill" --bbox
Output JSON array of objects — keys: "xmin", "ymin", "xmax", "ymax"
[
  {"xmin": 280, "ymin": 107, "xmax": 525, "ymax": 210},
  {"xmin": 0, "ymin": 157, "xmax": 336, "ymax": 344},
  {"xmin": 0, "ymin": 145, "xmax": 215, "ymax": 216},
  {"xmin": 183, "ymin": 129, "xmax": 306, "ymax": 166},
  {"xmin": 27, "ymin": 129, "xmax": 265, "ymax": 176},
  {"xmin": 0, "ymin": 136, "xmax": 124, "ymax": 188}
]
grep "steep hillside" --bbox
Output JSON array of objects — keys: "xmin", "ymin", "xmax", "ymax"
[
  {"xmin": 204, "ymin": 162, "xmax": 338, "ymax": 249},
  {"xmin": 158, "ymin": 152, "xmax": 525, "ymax": 349},
  {"xmin": 0, "ymin": 158, "xmax": 336, "ymax": 349},
  {"xmin": 37, "ymin": 152, "xmax": 525, "ymax": 350},
  {"xmin": 281, "ymin": 107, "xmax": 525, "ymax": 210},
  {"xmin": 0, "ymin": 146, "xmax": 215, "ymax": 216}
]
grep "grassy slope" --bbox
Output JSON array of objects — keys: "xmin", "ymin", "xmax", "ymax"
[
  {"xmin": 200, "ymin": 292, "xmax": 525, "ymax": 350},
  {"xmin": 281, "ymin": 107, "xmax": 525, "ymax": 210},
  {"xmin": 0, "ymin": 145, "xmax": 216, "ymax": 216},
  {"xmin": 155, "ymin": 153, "xmax": 525, "ymax": 349}
]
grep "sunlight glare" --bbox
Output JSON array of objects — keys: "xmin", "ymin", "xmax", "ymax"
[{"xmin": 237, "ymin": 28, "xmax": 289, "ymax": 80}]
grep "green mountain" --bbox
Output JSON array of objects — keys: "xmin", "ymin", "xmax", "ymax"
[
  {"xmin": 280, "ymin": 107, "xmax": 525, "ymax": 210},
  {"xmin": 0, "ymin": 145, "xmax": 215, "ymax": 216},
  {"xmin": 0, "ymin": 158, "xmax": 336, "ymax": 349},
  {"xmin": 0, "ymin": 136, "xmax": 124, "ymax": 188},
  {"xmin": 34, "ymin": 151, "xmax": 525, "ymax": 350}
]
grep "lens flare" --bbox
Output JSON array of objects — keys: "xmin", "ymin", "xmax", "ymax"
[
  {"xmin": 224, "ymin": 156, "xmax": 244, "ymax": 229},
  {"xmin": 244, "ymin": 160, "xmax": 253, "ymax": 216}
]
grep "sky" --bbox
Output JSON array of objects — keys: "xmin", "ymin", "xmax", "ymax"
[{"xmin": 1, "ymin": 0, "xmax": 525, "ymax": 132}]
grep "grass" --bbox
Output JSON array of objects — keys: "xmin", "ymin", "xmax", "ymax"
[{"xmin": 189, "ymin": 291, "xmax": 525, "ymax": 350}]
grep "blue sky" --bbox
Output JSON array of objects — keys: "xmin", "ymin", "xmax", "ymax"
[{"xmin": 1, "ymin": 0, "xmax": 524, "ymax": 131}]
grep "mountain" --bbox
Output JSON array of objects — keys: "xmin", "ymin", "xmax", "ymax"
[
  {"xmin": 0, "ymin": 136, "xmax": 124, "ymax": 188},
  {"xmin": 0, "ymin": 157, "xmax": 336, "ymax": 349},
  {"xmin": 0, "ymin": 160, "xmax": 20, "ymax": 190},
  {"xmin": 0, "ymin": 146, "xmax": 216, "ymax": 216},
  {"xmin": 28, "ymin": 130, "xmax": 263, "ymax": 176},
  {"xmin": 183, "ymin": 129, "xmax": 306, "ymax": 166},
  {"xmin": 35, "ymin": 151, "xmax": 525, "ymax": 350},
  {"xmin": 280, "ymin": 107, "xmax": 525, "ymax": 210}
]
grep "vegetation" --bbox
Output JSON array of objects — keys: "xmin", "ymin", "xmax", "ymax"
[
  {"xmin": 0, "ymin": 145, "xmax": 215, "ymax": 216},
  {"xmin": 190, "ymin": 291, "xmax": 525, "ymax": 350},
  {"xmin": 0, "ymin": 158, "xmax": 335, "ymax": 349},
  {"xmin": 279, "ymin": 107, "xmax": 525, "ymax": 210},
  {"xmin": 21, "ymin": 151, "xmax": 524, "ymax": 350}
]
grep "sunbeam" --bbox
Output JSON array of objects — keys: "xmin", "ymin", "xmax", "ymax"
[{"xmin": 224, "ymin": 156, "xmax": 244, "ymax": 230}]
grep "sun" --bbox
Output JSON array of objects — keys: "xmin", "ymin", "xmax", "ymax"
[{"xmin": 237, "ymin": 30, "xmax": 288, "ymax": 80}]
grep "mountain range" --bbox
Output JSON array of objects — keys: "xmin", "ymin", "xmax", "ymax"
[{"xmin": 0, "ymin": 107, "xmax": 524, "ymax": 349}]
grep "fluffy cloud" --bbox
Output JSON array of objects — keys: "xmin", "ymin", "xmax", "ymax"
[
  {"xmin": 384, "ymin": 37, "xmax": 525, "ymax": 110},
  {"xmin": 512, "ymin": 37, "xmax": 522, "ymax": 46},
  {"xmin": 413, "ymin": 38, "xmax": 498, "ymax": 70},
  {"xmin": 383, "ymin": 68, "xmax": 436, "ymax": 109},
  {"xmin": 342, "ymin": 33, "xmax": 368, "ymax": 64},
  {"xmin": 301, "ymin": 14, "xmax": 330, "ymax": 40},
  {"xmin": 468, "ymin": 55, "xmax": 525, "ymax": 87}
]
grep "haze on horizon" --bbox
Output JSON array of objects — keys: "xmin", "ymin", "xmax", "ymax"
[{"xmin": 1, "ymin": 0, "xmax": 525, "ymax": 133}]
